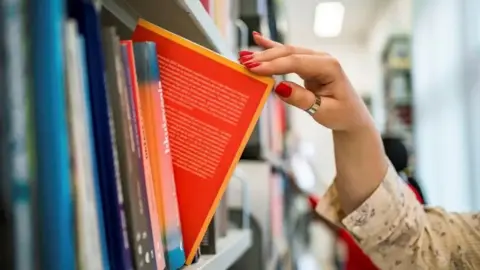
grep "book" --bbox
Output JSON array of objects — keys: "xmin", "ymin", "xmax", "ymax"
[
  {"xmin": 132, "ymin": 18, "xmax": 274, "ymax": 264},
  {"xmin": 68, "ymin": 1, "xmax": 132, "ymax": 268},
  {"xmin": 77, "ymin": 31, "xmax": 111, "ymax": 270},
  {"xmin": 121, "ymin": 39, "xmax": 167, "ymax": 270},
  {"xmin": 0, "ymin": 2, "xmax": 14, "ymax": 268},
  {"xmin": 64, "ymin": 19, "xmax": 104, "ymax": 270},
  {"xmin": 102, "ymin": 27, "xmax": 156, "ymax": 270},
  {"xmin": 121, "ymin": 40, "xmax": 167, "ymax": 270},
  {"xmin": 199, "ymin": 219, "xmax": 216, "ymax": 255},
  {"xmin": 2, "ymin": 0, "xmax": 34, "ymax": 268},
  {"xmin": 133, "ymin": 42, "xmax": 186, "ymax": 270},
  {"xmin": 31, "ymin": 0, "xmax": 75, "ymax": 268}
]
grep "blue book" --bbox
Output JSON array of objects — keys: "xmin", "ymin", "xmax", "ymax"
[
  {"xmin": 78, "ymin": 34, "xmax": 111, "ymax": 270},
  {"xmin": 67, "ymin": 1, "xmax": 133, "ymax": 269},
  {"xmin": 30, "ymin": 0, "xmax": 75, "ymax": 269}
]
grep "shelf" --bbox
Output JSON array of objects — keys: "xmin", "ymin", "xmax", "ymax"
[
  {"xmin": 100, "ymin": 0, "xmax": 235, "ymax": 60},
  {"xmin": 184, "ymin": 229, "xmax": 252, "ymax": 270}
]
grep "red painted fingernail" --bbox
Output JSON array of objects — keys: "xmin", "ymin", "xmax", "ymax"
[
  {"xmin": 253, "ymin": 31, "xmax": 261, "ymax": 36},
  {"xmin": 239, "ymin": 55, "xmax": 253, "ymax": 63},
  {"xmin": 245, "ymin": 62, "xmax": 261, "ymax": 69},
  {"xmin": 239, "ymin": 50, "xmax": 253, "ymax": 57},
  {"xmin": 274, "ymin": 82, "xmax": 292, "ymax": 98}
]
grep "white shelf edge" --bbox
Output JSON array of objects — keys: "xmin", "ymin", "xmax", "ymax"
[
  {"xmin": 179, "ymin": 0, "xmax": 236, "ymax": 60},
  {"xmin": 184, "ymin": 229, "xmax": 252, "ymax": 270},
  {"xmin": 101, "ymin": 0, "xmax": 235, "ymax": 60},
  {"xmin": 101, "ymin": 0, "xmax": 137, "ymax": 30}
]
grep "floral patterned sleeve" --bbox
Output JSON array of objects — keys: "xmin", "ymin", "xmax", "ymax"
[{"xmin": 316, "ymin": 162, "xmax": 480, "ymax": 270}]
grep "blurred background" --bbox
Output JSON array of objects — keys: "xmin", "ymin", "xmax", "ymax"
[{"xmin": 207, "ymin": 0, "xmax": 480, "ymax": 268}]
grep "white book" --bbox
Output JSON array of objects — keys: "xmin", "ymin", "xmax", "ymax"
[{"xmin": 64, "ymin": 19, "xmax": 104, "ymax": 270}]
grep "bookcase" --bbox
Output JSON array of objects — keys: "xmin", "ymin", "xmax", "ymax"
[
  {"xmin": 101, "ymin": 0, "xmax": 298, "ymax": 269},
  {"xmin": 0, "ymin": 0, "xmax": 302, "ymax": 269}
]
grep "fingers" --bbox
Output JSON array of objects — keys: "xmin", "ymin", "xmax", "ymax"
[
  {"xmin": 247, "ymin": 33, "xmax": 318, "ymax": 63},
  {"xmin": 252, "ymin": 32, "xmax": 282, "ymax": 49},
  {"xmin": 250, "ymin": 45, "xmax": 317, "ymax": 63},
  {"xmin": 251, "ymin": 54, "xmax": 338, "ymax": 83},
  {"xmin": 239, "ymin": 32, "xmax": 338, "ymax": 82}
]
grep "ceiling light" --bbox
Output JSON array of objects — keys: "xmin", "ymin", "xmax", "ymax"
[{"xmin": 314, "ymin": 1, "xmax": 345, "ymax": 38}]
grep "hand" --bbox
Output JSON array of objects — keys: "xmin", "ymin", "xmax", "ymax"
[{"xmin": 239, "ymin": 32, "xmax": 374, "ymax": 134}]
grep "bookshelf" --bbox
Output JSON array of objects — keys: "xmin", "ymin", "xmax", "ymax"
[
  {"xmin": 183, "ymin": 229, "xmax": 252, "ymax": 270},
  {"xmin": 101, "ymin": 0, "xmax": 235, "ymax": 59},
  {"xmin": 100, "ymin": 0, "xmax": 265, "ymax": 268},
  {"xmin": 1, "ymin": 0, "xmax": 294, "ymax": 269},
  {"xmin": 382, "ymin": 35, "xmax": 415, "ymax": 170}
]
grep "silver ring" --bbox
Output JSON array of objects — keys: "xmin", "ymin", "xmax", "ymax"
[{"xmin": 305, "ymin": 96, "xmax": 322, "ymax": 116}]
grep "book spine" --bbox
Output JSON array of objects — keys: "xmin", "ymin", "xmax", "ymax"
[
  {"xmin": 30, "ymin": 0, "xmax": 75, "ymax": 268},
  {"xmin": 126, "ymin": 40, "xmax": 166, "ymax": 270},
  {"xmin": 73, "ymin": 2, "xmax": 132, "ymax": 269},
  {"xmin": 120, "ymin": 43, "xmax": 158, "ymax": 269},
  {"xmin": 0, "ymin": 0, "xmax": 13, "ymax": 267},
  {"xmin": 101, "ymin": 28, "xmax": 136, "ymax": 270},
  {"xmin": 1, "ymin": 0, "xmax": 31, "ymax": 268},
  {"xmin": 148, "ymin": 43, "xmax": 186, "ymax": 270},
  {"xmin": 103, "ymin": 28, "xmax": 155, "ymax": 270},
  {"xmin": 64, "ymin": 20, "xmax": 104, "ymax": 270},
  {"xmin": 134, "ymin": 42, "xmax": 172, "ymax": 268},
  {"xmin": 200, "ymin": 219, "xmax": 216, "ymax": 255},
  {"xmin": 77, "ymin": 33, "xmax": 111, "ymax": 270}
]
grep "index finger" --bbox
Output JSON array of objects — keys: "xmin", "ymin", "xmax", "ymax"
[
  {"xmin": 248, "ymin": 54, "xmax": 338, "ymax": 83},
  {"xmin": 252, "ymin": 32, "xmax": 282, "ymax": 49}
]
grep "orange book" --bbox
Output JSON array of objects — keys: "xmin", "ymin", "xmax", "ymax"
[
  {"xmin": 121, "ymin": 40, "xmax": 166, "ymax": 270},
  {"xmin": 132, "ymin": 18, "xmax": 274, "ymax": 264}
]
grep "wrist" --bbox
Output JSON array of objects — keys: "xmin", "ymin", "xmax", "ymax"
[
  {"xmin": 332, "ymin": 122, "xmax": 387, "ymax": 214},
  {"xmin": 333, "ymin": 121, "xmax": 378, "ymax": 140}
]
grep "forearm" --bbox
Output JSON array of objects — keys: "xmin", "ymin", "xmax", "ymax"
[{"xmin": 333, "ymin": 125, "xmax": 388, "ymax": 215}]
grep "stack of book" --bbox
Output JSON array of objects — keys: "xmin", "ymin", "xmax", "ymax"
[{"xmin": 0, "ymin": 0, "xmax": 274, "ymax": 269}]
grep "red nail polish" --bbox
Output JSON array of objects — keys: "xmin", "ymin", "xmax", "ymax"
[
  {"xmin": 239, "ymin": 55, "xmax": 253, "ymax": 63},
  {"xmin": 239, "ymin": 50, "xmax": 253, "ymax": 57},
  {"xmin": 245, "ymin": 62, "xmax": 260, "ymax": 69},
  {"xmin": 275, "ymin": 82, "xmax": 292, "ymax": 98},
  {"xmin": 253, "ymin": 31, "xmax": 261, "ymax": 36}
]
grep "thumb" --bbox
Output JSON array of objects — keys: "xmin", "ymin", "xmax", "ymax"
[
  {"xmin": 273, "ymin": 81, "xmax": 333, "ymax": 121},
  {"xmin": 274, "ymin": 81, "xmax": 317, "ymax": 110}
]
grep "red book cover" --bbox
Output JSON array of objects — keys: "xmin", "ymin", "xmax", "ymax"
[
  {"xmin": 132, "ymin": 19, "xmax": 274, "ymax": 264},
  {"xmin": 121, "ymin": 40, "xmax": 166, "ymax": 269}
]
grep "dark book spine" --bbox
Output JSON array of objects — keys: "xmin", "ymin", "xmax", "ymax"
[
  {"xmin": 120, "ymin": 44, "xmax": 157, "ymax": 268},
  {"xmin": 101, "ymin": 27, "xmax": 134, "ymax": 270},
  {"xmin": 200, "ymin": 218, "xmax": 216, "ymax": 255},
  {"xmin": 68, "ymin": 1, "xmax": 130, "ymax": 268},
  {"xmin": 102, "ymin": 27, "xmax": 156, "ymax": 270},
  {"xmin": 0, "ymin": 0, "xmax": 13, "ymax": 268}
]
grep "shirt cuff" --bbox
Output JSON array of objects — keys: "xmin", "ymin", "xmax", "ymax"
[
  {"xmin": 315, "ymin": 162, "xmax": 407, "ymax": 243},
  {"xmin": 341, "ymin": 163, "xmax": 404, "ymax": 243}
]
